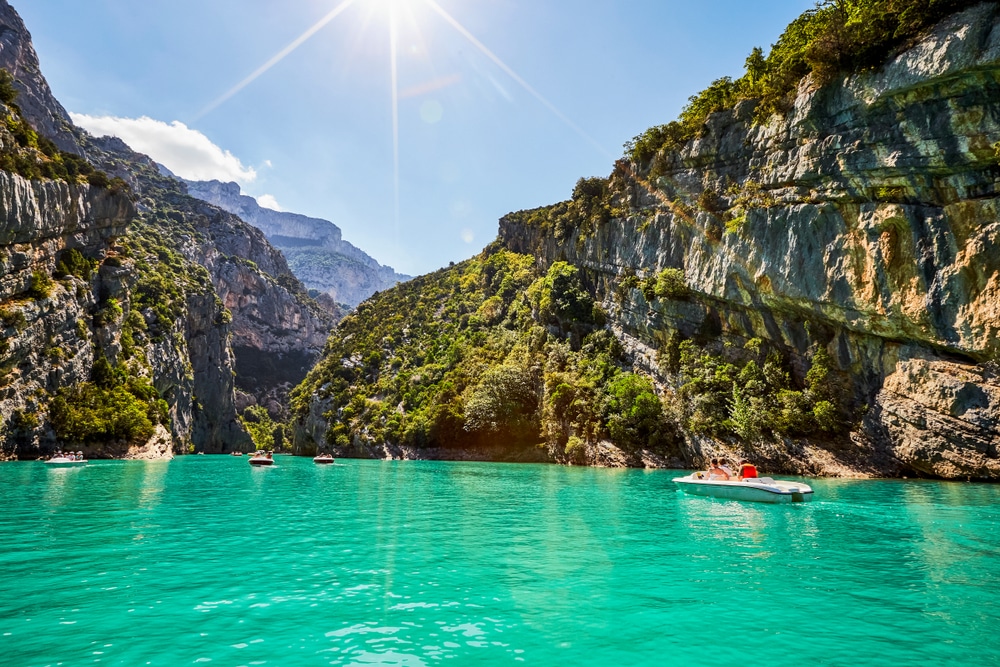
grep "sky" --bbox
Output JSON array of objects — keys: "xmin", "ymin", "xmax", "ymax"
[{"xmin": 16, "ymin": 0, "xmax": 814, "ymax": 277}]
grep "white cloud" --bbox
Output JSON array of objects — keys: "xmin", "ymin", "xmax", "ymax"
[
  {"xmin": 70, "ymin": 113, "xmax": 258, "ymax": 184},
  {"xmin": 256, "ymin": 194, "xmax": 282, "ymax": 211},
  {"xmin": 460, "ymin": 228, "xmax": 474, "ymax": 244}
]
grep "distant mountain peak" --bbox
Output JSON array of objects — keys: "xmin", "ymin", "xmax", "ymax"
[{"xmin": 183, "ymin": 178, "xmax": 410, "ymax": 307}]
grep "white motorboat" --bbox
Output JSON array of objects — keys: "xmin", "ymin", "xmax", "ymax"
[
  {"xmin": 248, "ymin": 455, "xmax": 274, "ymax": 467},
  {"xmin": 313, "ymin": 455, "xmax": 335, "ymax": 465},
  {"xmin": 673, "ymin": 473, "xmax": 813, "ymax": 504},
  {"xmin": 45, "ymin": 457, "xmax": 87, "ymax": 467}
]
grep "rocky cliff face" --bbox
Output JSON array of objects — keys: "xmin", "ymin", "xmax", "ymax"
[
  {"xmin": 0, "ymin": 0, "xmax": 333, "ymax": 455},
  {"xmin": 0, "ymin": 162, "xmax": 250, "ymax": 457},
  {"xmin": 0, "ymin": 2, "xmax": 81, "ymax": 153},
  {"xmin": 500, "ymin": 3, "xmax": 1000, "ymax": 479},
  {"xmin": 84, "ymin": 139, "xmax": 336, "ymax": 422},
  {"xmin": 292, "ymin": 3, "xmax": 1000, "ymax": 479},
  {"xmin": 184, "ymin": 179, "xmax": 410, "ymax": 307}
]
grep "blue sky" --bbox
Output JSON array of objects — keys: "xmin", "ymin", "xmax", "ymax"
[{"xmin": 17, "ymin": 0, "xmax": 814, "ymax": 276}]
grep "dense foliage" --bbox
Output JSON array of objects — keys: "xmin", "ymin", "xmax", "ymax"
[
  {"xmin": 292, "ymin": 247, "xmax": 677, "ymax": 458},
  {"xmin": 240, "ymin": 406, "xmax": 287, "ymax": 452},
  {"xmin": 625, "ymin": 0, "xmax": 983, "ymax": 166},
  {"xmin": 48, "ymin": 356, "xmax": 169, "ymax": 446},
  {"xmin": 672, "ymin": 339, "xmax": 846, "ymax": 441}
]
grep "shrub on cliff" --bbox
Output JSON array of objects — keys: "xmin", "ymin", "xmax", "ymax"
[
  {"xmin": 27, "ymin": 270, "xmax": 53, "ymax": 300},
  {"xmin": 48, "ymin": 380, "xmax": 166, "ymax": 446},
  {"xmin": 292, "ymin": 247, "xmax": 681, "ymax": 458},
  {"xmin": 529, "ymin": 261, "xmax": 595, "ymax": 327},
  {"xmin": 603, "ymin": 373, "xmax": 672, "ymax": 452},
  {"xmin": 625, "ymin": 0, "xmax": 984, "ymax": 166},
  {"xmin": 653, "ymin": 268, "xmax": 688, "ymax": 300},
  {"xmin": 677, "ymin": 338, "xmax": 849, "ymax": 440}
]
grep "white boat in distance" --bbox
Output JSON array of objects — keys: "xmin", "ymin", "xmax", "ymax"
[
  {"xmin": 248, "ymin": 454, "xmax": 274, "ymax": 466},
  {"xmin": 313, "ymin": 455, "xmax": 335, "ymax": 464},
  {"xmin": 45, "ymin": 457, "xmax": 87, "ymax": 467},
  {"xmin": 673, "ymin": 473, "xmax": 813, "ymax": 504}
]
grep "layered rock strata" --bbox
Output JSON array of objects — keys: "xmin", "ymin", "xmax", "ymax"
[{"xmin": 501, "ymin": 3, "xmax": 1000, "ymax": 479}]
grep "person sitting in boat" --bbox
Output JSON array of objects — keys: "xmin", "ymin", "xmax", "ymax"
[
  {"xmin": 719, "ymin": 459, "xmax": 734, "ymax": 477},
  {"xmin": 708, "ymin": 458, "xmax": 730, "ymax": 480},
  {"xmin": 738, "ymin": 459, "xmax": 758, "ymax": 480},
  {"xmin": 265, "ymin": 451, "xmax": 273, "ymax": 460}
]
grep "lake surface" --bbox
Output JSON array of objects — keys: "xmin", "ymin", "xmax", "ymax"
[{"xmin": 1, "ymin": 457, "xmax": 998, "ymax": 666}]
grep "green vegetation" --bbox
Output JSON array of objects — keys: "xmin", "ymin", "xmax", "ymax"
[
  {"xmin": 27, "ymin": 270, "xmax": 53, "ymax": 300},
  {"xmin": 240, "ymin": 406, "xmax": 287, "ymax": 451},
  {"xmin": 654, "ymin": 268, "xmax": 688, "ymax": 299},
  {"xmin": 54, "ymin": 248, "xmax": 97, "ymax": 281},
  {"xmin": 48, "ymin": 354, "xmax": 169, "ymax": 445},
  {"xmin": 674, "ymin": 339, "xmax": 846, "ymax": 440},
  {"xmin": 292, "ymin": 247, "xmax": 677, "ymax": 458},
  {"xmin": 502, "ymin": 175, "xmax": 624, "ymax": 240},
  {"xmin": 625, "ymin": 0, "xmax": 982, "ymax": 167},
  {"xmin": 123, "ymin": 215, "xmax": 215, "ymax": 341},
  {"xmin": 0, "ymin": 304, "xmax": 26, "ymax": 330}
]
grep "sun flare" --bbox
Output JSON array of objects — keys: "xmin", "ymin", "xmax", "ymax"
[{"xmin": 198, "ymin": 0, "xmax": 606, "ymax": 241}]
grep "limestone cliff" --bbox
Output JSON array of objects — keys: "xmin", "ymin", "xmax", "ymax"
[
  {"xmin": 183, "ymin": 179, "xmax": 410, "ymax": 307},
  {"xmin": 499, "ymin": 3, "xmax": 1000, "ymax": 479},
  {"xmin": 294, "ymin": 3, "xmax": 1000, "ymax": 479},
  {"xmin": 0, "ymin": 0, "xmax": 332, "ymax": 455},
  {"xmin": 0, "ymin": 2, "xmax": 80, "ymax": 153},
  {"xmin": 83, "ymin": 140, "xmax": 336, "ymax": 422}
]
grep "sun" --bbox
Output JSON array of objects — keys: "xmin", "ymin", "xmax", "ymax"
[
  {"xmin": 364, "ymin": 0, "xmax": 420, "ymax": 20},
  {"xmin": 198, "ymin": 0, "xmax": 606, "ymax": 241}
]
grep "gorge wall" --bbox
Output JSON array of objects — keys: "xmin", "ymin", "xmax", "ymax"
[
  {"xmin": 504, "ymin": 3, "xmax": 1000, "ymax": 479},
  {"xmin": 0, "ymin": 0, "xmax": 332, "ymax": 456},
  {"xmin": 184, "ymin": 179, "xmax": 410, "ymax": 307},
  {"xmin": 294, "ymin": 3, "xmax": 1000, "ymax": 479}
]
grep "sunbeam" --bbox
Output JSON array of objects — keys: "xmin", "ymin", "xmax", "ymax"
[
  {"xmin": 418, "ymin": 0, "xmax": 611, "ymax": 158},
  {"xmin": 195, "ymin": 0, "xmax": 358, "ymax": 121},
  {"xmin": 390, "ymin": 4, "xmax": 401, "ymax": 241}
]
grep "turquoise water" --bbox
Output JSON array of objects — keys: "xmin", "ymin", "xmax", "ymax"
[{"xmin": 1, "ymin": 458, "xmax": 998, "ymax": 666}]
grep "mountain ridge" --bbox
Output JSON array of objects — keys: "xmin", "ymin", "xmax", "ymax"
[{"xmin": 182, "ymin": 178, "xmax": 410, "ymax": 308}]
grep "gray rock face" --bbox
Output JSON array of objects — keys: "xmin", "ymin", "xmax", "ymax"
[
  {"xmin": 183, "ymin": 179, "xmax": 410, "ymax": 306},
  {"xmin": 0, "ymin": 1, "xmax": 82, "ymax": 154},
  {"xmin": 500, "ymin": 3, "xmax": 1000, "ymax": 479},
  {"xmin": 0, "ymin": 0, "xmax": 332, "ymax": 455},
  {"xmin": 85, "ymin": 138, "xmax": 336, "ymax": 423},
  {"xmin": 0, "ymin": 166, "xmax": 250, "ymax": 457}
]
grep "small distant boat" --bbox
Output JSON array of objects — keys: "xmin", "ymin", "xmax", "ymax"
[
  {"xmin": 231, "ymin": 452, "xmax": 245, "ymax": 456},
  {"xmin": 313, "ymin": 455, "xmax": 335, "ymax": 465},
  {"xmin": 673, "ymin": 474, "xmax": 813, "ymax": 504},
  {"xmin": 248, "ymin": 453, "xmax": 274, "ymax": 466},
  {"xmin": 45, "ymin": 457, "xmax": 87, "ymax": 467}
]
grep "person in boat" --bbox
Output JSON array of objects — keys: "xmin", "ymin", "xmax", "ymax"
[
  {"xmin": 719, "ymin": 458, "xmax": 734, "ymax": 477},
  {"xmin": 265, "ymin": 451, "xmax": 273, "ymax": 460},
  {"xmin": 708, "ymin": 458, "xmax": 730, "ymax": 480},
  {"xmin": 738, "ymin": 459, "xmax": 758, "ymax": 480}
]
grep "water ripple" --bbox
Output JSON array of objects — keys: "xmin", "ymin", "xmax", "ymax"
[{"xmin": 1, "ymin": 459, "xmax": 998, "ymax": 665}]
